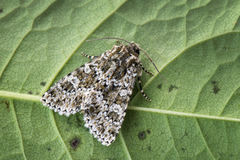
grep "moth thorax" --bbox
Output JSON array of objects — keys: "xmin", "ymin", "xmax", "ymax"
[{"xmin": 128, "ymin": 42, "xmax": 140, "ymax": 56}]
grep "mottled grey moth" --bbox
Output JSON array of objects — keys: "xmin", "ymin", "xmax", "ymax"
[{"xmin": 41, "ymin": 37, "xmax": 164, "ymax": 146}]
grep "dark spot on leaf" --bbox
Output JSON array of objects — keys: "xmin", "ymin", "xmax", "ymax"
[
  {"xmin": 211, "ymin": 80, "xmax": 220, "ymax": 94},
  {"xmin": 157, "ymin": 83, "xmax": 162, "ymax": 90},
  {"xmin": 36, "ymin": 93, "xmax": 39, "ymax": 95},
  {"xmin": 40, "ymin": 81, "xmax": 46, "ymax": 86},
  {"xmin": 169, "ymin": 85, "xmax": 178, "ymax": 92},
  {"xmin": 138, "ymin": 131, "xmax": 146, "ymax": 140},
  {"xmin": 181, "ymin": 131, "xmax": 189, "ymax": 139},
  {"xmin": 47, "ymin": 148, "xmax": 51, "ymax": 151},
  {"xmin": 1, "ymin": 99, "xmax": 10, "ymax": 112},
  {"xmin": 148, "ymin": 146, "xmax": 152, "ymax": 151},
  {"xmin": 147, "ymin": 130, "xmax": 151, "ymax": 134},
  {"xmin": 213, "ymin": 85, "xmax": 220, "ymax": 94},
  {"xmin": 28, "ymin": 91, "xmax": 32, "ymax": 94},
  {"xmin": 166, "ymin": 137, "xmax": 172, "ymax": 142},
  {"xmin": 181, "ymin": 148, "xmax": 185, "ymax": 152},
  {"xmin": 211, "ymin": 81, "xmax": 217, "ymax": 85},
  {"xmin": 0, "ymin": 9, "xmax": 2, "ymax": 13},
  {"xmin": 70, "ymin": 138, "xmax": 80, "ymax": 150}
]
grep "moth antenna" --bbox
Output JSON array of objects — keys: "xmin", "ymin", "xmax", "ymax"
[
  {"xmin": 86, "ymin": 37, "xmax": 131, "ymax": 44},
  {"xmin": 139, "ymin": 48, "xmax": 167, "ymax": 83}
]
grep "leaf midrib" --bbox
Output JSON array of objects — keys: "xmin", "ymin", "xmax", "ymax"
[{"xmin": 1, "ymin": 91, "xmax": 239, "ymax": 122}]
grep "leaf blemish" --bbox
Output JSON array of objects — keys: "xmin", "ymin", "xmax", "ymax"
[
  {"xmin": 28, "ymin": 91, "xmax": 32, "ymax": 94},
  {"xmin": 157, "ymin": 84, "xmax": 162, "ymax": 90},
  {"xmin": 138, "ymin": 131, "xmax": 147, "ymax": 140},
  {"xmin": 148, "ymin": 146, "xmax": 152, "ymax": 151},
  {"xmin": 211, "ymin": 81, "xmax": 217, "ymax": 85},
  {"xmin": 169, "ymin": 85, "xmax": 178, "ymax": 92},
  {"xmin": 70, "ymin": 138, "xmax": 80, "ymax": 150},
  {"xmin": 1, "ymin": 99, "xmax": 10, "ymax": 111},
  {"xmin": 213, "ymin": 85, "xmax": 220, "ymax": 94},
  {"xmin": 40, "ymin": 81, "xmax": 46, "ymax": 86},
  {"xmin": 0, "ymin": 9, "xmax": 2, "ymax": 13},
  {"xmin": 211, "ymin": 80, "xmax": 220, "ymax": 94},
  {"xmin": 147, "ymin": 130, "xmax": 151, "ymax": 134}
]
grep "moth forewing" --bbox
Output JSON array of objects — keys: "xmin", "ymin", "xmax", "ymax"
[{"xmin": 41, "ymin": 39, "xmax": 158, "ymax": 146}]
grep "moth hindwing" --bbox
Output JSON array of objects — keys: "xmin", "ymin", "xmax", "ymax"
[{"xmin": 41, "ymin": 40, "xmax": 155, "ymax": 146}]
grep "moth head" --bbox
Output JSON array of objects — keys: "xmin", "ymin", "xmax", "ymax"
[
  {"xmin": 86, "ymin": 37, "xmax": 167, "ymax": 82},
  {"xmin": 129, "ymin": 42, "xmax": 140, "ymax": 55}
]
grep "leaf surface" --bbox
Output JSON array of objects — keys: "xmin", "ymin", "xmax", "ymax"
[{"xmin": 0, "ymin": 0, "xmax": 240, "ymax": 159}]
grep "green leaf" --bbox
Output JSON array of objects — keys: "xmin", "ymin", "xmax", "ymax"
[{"xmin": 0, "ymin": 0, "xmax": 240, "ymax": 159}]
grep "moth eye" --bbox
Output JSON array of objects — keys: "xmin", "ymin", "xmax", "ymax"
[{"xmin": 135, "ymin": 49, "xmax": 140, "ymax": 55}]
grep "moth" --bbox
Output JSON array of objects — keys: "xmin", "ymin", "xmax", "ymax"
[{"xmin": 41, "ymin": 37, "xmax": 164, "ymax": 146}]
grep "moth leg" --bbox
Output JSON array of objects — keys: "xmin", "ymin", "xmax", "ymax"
[
  {"xmin": 81, "ymin": 52, "xmax": 98, "ymax": 59},
  {"xmin": 138, "ymin": 68, "xmax": 151, "ymax": 101},
  {"xmin": 140, "ymin": 62, "xmax": 154, "ymax": 76},
  {"xmin": 138, "ymin": 76, "xmax": 151, "ymax": 101}
]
